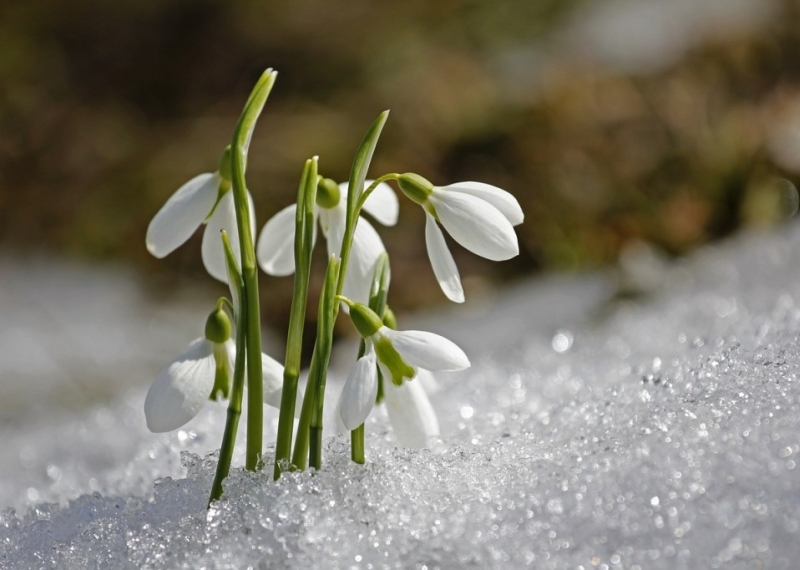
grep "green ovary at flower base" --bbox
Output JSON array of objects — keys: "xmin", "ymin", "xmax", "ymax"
[
  {"xmin": 397, "ymin": 173, "xmax": 525, "ymax": 303},
  {"xmin": 145, "ymin": 146, "xmax": 256, "ymax": 283}
]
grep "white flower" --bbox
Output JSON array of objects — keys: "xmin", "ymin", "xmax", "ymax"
[
  {"xmin": 146, "ymin": 171, "xmax": 255, "ymax": 283},
  {"xmin": 384, "ymin": 370, "xmax": 440, "ymax": 449},
  {"xmin": 399, "ymin": 175, "xmax": 524, "ymax": 303},
  {"xmin": 144, "ymin": 337, "xmax": 285, "ymax": 433},
  {"xmin": 336, "ymin": 324, "xmax": 469, "ymax": 433},
  {"xmin": 256, "ymin": 180, "xmax": 398, "ymax": 304}
]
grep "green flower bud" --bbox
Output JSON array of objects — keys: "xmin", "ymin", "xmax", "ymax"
[
  {"xmin": 218, "ymin": 145, "xmax": 233, "ymax": 183},
  {"xmin": 316, "ymin": 177, "xmax": 341, "ymax": 209},
  {"xmin": 398, "ymin": 173, "xmax": 434, "ymax": 205},
  {"xmin": 374, "ymin": 336, "xmax": 415, "ymax": 386},
  {"xmin": 382, "ymin": 306, "xmax": 398, "ymax": 329},
  {"xmin": 204, "ymin": 308, "xmax": 232, "ymax": 344},
  {"xmin": 348, "ymin": 301, "xmax": 384, "ymax": 339}
]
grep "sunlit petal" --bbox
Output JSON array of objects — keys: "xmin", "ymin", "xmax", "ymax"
[
  {"xmin": 338, "ymin": 349, "xmax": 379, "ymax": 430},
  {"xmin": 146, "ymin": 173, "xmax": 219, "ymax": 258},
  {"xmin": 262, "ymin": 352, "xmax": 286, "ymax": 410},
  {"xmin": 342, "ymin": 218, "xmax": 387, "ymax": 305},
  {"xmin": 384, "ymin": 377, "xmax": 440, "ymax": 449},
  {"xmin": 360, "ymin": 180, "xmax": 399, "ymax": 226},
  {"xmin": 144, "ymin": 338, "xmax": 216, "ymax": 433},
  {"xmin": 425, "ymin": 213, "xmax": 464, "ymax": 303},
  {"xmin": 430, "ymin": 190, "xmax": 518, "ymax": 261},
  {"xmin": 256, "ymin": 204, "xmax": 299, "ymax": 276},
  {"xmin": 441, "ymin": 181, "xmax": 524, "ymax": 226},
  {"xmin": 381, "ymin": 328, "xmax": 470, "ymax": 372}
]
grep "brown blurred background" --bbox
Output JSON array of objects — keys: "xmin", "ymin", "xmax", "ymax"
[{"xmin": 2, "ymin": 0, "xmax": 800, "ymax": 340}]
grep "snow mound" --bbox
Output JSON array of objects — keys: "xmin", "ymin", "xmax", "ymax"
[{"xmin": 3, "ymin": 224, "xmax": 800, "ymax": 569}]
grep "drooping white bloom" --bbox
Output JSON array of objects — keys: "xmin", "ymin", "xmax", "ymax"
[
  {"xmin": 334, "ymin": 352, "xmax": 443, "ymax": 449},
  {"xmin": 146, "ymin": 170, "xmax": 255, "ymax": 283},
  {"xmin": 337, "ymin": 323, "xmax": 468, "ymax": 434},
  {"xmin": 144, "ymin": 337, "xmax": 285, "ymax": 433},
  {"xmin": 398, "ymin": 175, "xmax": 524, "ymax": 303},
  {"xmin": 144, "ymin": 337, "xmax": 234, "ymax": 433},
  {"xmin": 256, "ymin": 180, "xmax": 398, "ymax": 304}
]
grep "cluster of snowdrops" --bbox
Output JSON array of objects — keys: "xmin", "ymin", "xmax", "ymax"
[{"xmin": 142, "ymin": 70, "xmax": 523, "ymax": 505}]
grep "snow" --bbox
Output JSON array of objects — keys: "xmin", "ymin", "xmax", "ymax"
[{"xmin": 3, "ymin": 222, "xmax": 800, "ymax": 568}]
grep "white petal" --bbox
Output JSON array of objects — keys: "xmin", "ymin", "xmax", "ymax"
[
  {"xmin": 342, "ymin": 218, "xmax": 387, "ymax": 305},
  {"xmin": 146, "ymin": 173, "xmax": 219, "ymax": 258},
  {"xmin": 262, "ymin": 352, "xmax": 285, "ymax": 410},
  {"xmin": 222, "ymin": 339, "xmax": 236, "ymax": 380},
  {"xmin": 425, "ymin": 213, "xmax": 464, "ymax": 303},
  {"xmin": 441, "ymin": 181, "xmax": 524, "ymax": 226},
  {"xmin": 384, "ymin": 378, "xmax": 440, "ymax": 449},
  {"xmin": 361, "ymin": 180, "xmax": 399, "ymax": 226},
  {"xmin": 338, "ymin": 350, "xmax": 379, "ymax": 430},
  {"xmin": 415, "ymin": 368, "xmax": 441, "ymax": 394},
  {"xmin": 256, "ymin": 204, "xmax": 299, "ymax": 276},
  {"xmin": 144, "ymin": 338, "xmax": 216, "ymax": 433},
  {"xmin": 381, "ymin": 327, "xmax": 470, "ymax": 372},
  {"xmin": 202, "ymin": 191, "xmax": 256, "ymax": 283},
  {"xmin": 430, "ymin": 191, "xmax": 519, "ymax": 261},
  {"xmin": 322, "ymin": 204, "xmax": 347, "ymax": 260}
]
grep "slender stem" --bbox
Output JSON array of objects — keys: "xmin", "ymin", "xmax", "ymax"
[
  {"xmin": 274, "ymin": 158, "xmax": 317, "ymax": 479},
  {"xmin": 357, "ymin": 173, "xmax": 400, "ymax": 212},
  {"xmin": 348, "ymin": 253, "xmax": 390, "ymax": 464},
  {"xmin": 337, "ymin": 111, "xmax": 390, "ymax": 298},
  {"xmin": 291, "ymin": 343, "xmax": 319, "ymax": 470},
  {"xmin": 295, "ymin": 112, "xmax": 390, "ymax": 471},
  {"xmin": 209, "ymin": 234, "xmax": 247, "ymax": 506},
  {"xmin": 350, "ymin": 425, "xmax": 365, "ymax": 464},
  {"xmin": 309, "ymin": 258, "xmax": 339, "ymax": 469},
  {"xmin": 230, "ymin": 70, "xmax": 277, "ymax": 471}
]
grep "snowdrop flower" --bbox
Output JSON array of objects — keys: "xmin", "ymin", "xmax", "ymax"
[
  {"xmin": 397, "ymin": 173, "xmax": 524, "ymax": 303},
  {"xmin": 144, "ymin": 307, "xmax": 284, "ymax": 433},
  {"xmin": 146, "ymin": 147, "xmax": 255, "ymax": 283},
  {"xmin": 335, "ymin": 300, "xmax": 469, "ymax": 433},
  {"xmin": 256, "ymin": 178, "xmax": 398, "ymax": 304}
]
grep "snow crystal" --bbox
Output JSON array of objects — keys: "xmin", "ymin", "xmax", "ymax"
[{"xmin": 4, "ymin": 223, "xmax": 800, "ymax": 568}]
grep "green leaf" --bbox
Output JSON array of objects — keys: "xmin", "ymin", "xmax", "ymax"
[{"xmin": 346, "ymin": 110, "xmax": 390, "ymax": 220}]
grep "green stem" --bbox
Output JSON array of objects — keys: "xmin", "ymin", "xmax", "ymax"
[
  {"xmin": 348, "ymin": 253, "xmax": 390, "ymax": 464},
  {"xmin": 357, "ymin": 173, "xmax": 400, "ymax": 212},
  {"xmin": 310, "ymin": 258, "xmax": 339, "ymax": 469},
  {"xmin": 209, "ymin": 233, "xmax": 247, "ymax": 506},
  {"xmin": 295, "ymin": 112, "xmax": 390, "ymax": 471},
  {"xmin": 351, "ymin": 425, "xmax": 365, "ymax": 464},
  {"xmin": 274, "ymin": 157, "xmax": 318, "ymax": 479},
  {"xmin": 230, "ymin": 69, "xmax": 277, "ymax": 471},
  {"xmin": 291, "ymin": 346, "xmax": 319, "ymax": 471}
]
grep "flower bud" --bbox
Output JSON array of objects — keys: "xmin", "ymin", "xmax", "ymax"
[
  {"xmin": 347, "ymin": 301, "xmax": 384, "ymax": 339},
  {"xmin": 398, "ymin": 173, "xmax": 433, "ymax": 205},
  {"xmin": 382, "ymin": 306, "xmax": 398, "ymax": 329},
  {"xmin": 204, "ymin": 308, "xmax": 232, "ymax": 344},
  {"xmin": 316, "ymin": 177, "xmax": 341, "ymax": 209}
]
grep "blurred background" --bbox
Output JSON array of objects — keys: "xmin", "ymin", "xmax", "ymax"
[{"xmin": 2, "ymin": 0, "xmax": 800, "ymax": 356}]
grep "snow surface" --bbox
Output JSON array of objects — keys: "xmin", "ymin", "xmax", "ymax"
[{"xmin": 4, "ymin": 222, "xmax": 800, "ymax": 569}]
